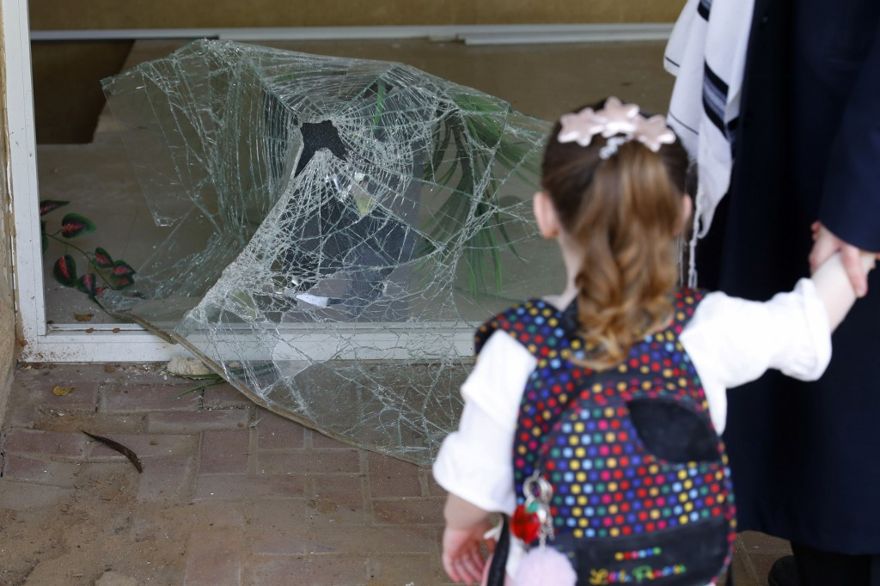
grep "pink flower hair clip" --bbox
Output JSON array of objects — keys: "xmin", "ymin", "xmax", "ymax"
[
  {"xmin": 633, "ymin": 115, "xmax": 676, "ymax": 152},
  {"xmin": 557, "ymin": 97, "xmax": 676, "ymax": 159}
]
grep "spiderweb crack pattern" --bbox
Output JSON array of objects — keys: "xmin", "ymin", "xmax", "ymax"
[{"xmin": 101, "ymin": 40, "xmax": 560, "ymax": 464}]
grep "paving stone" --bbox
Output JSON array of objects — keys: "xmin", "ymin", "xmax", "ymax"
[
  {"xmin": 98, "ymin": 365, "xmax": 191, "ymax": 386},
  {"xmin": 739, "ymin": 531, "xmax": 792, "ymax": 554},
  {"xmin": 5, "ymin": 366, "xmax": 795, "ymax": 586},
  {"xmin": 95, "ymin": 570, "xmax": 138, "ymax": 586},
  {"xmin": 0, "ymin": 479, "xmax": 73, "ymax": 510},
  {"xmin": 307, "ymin": 475, "xmax": 367, "ymax": 524},
  {"xmin": 422, "ymin": 470, "xmax": 446, "ymax": 497},
  {"xmin": 39, "ymin": 412, "xmax": 147, "ymax": 435},
  {"xmin": 3, "ymin": 428, "xmax": 89, "ymax": 458},
  {"xmin": 256, "ymin": 411, "xmax": 305, "ymax": 450},
  {"xmin": 131, "ymin": 503, "xmax": 246, "ymax": 542},
  {"xmin": 311, "ymin": 430, "xmax": 352, "ymax": 449},
  {"xmin": 136, "ymin": 456, "xmax": 195, "ymax": 502},
  {"xmin": 3, "ymin": 400, "xmax": 40, "ymax": 428},
  {"xmin": 183, "ymin": 530, "xmax": 243, "ymax": 586},
  {"xmin": 192, "ymin": 503, "xmax": 248, "ymax": 531},
  {"xmin": 14, "ymin": 364, "xmax": 109, "ymax": 387},
  {"xmin": 742, "ymin": 553, "xmax": 781, "ymax": 586},
  {"xmin": 146, "ymin": 410, "xmax": 250, "ymax": 433},
  {"xmin": 371, "ymin": 497, "xmax": 445, "ymax": 526},
  {"xmin": 246, "ymin": 500, "xmax": 312, "ymax": 555},
  {"xmin": 248, "ymin": 500, "xmax": 433, "ymax": 557},
  {"xmin": 102, "ymin": 384, "xmax": 200, "ymax": 412},
  {"xmin": 202, "ymin": 384, "xmax": 253, "ymax": 409},
  {"xmin": 199, "ymin": 430, "xmax": 251, "ymax": 474},
  {"xmin": 366, "ymin": 554, "xmax": 448, "ymax": 585},
  {"xmin": 72, "ymin": 461, "xmax": 140, "ymax": 499},
  {"xmin": 194, "ymin": 474, "xmax": 306, "ymax": 501},
  {"xmin": 1, "ymin": 454, "xmax": 81, "ymax": 487},
  {"xmin": 24, "ymin": 382, "xmax": 100, "ymax": 411},
  {"xmin": 87, "ymin": 433, "xmax": 197, "ymax": 460},
  {"xmin": 729, "ymin": 551, "xmax": 759, "ymax": 586},
  {"xmin": 367, "ymin": 452, "xmax": 422, "ymax": 498},
  {"xmin": 3, "ymin": 371, "xmax": 99, "ymax": 427},
  {"xmin": 3, "ymin": 369, "xmax": 54, "ymax": 427},
  {"xmin": 247, "ymin": 555, "xmax": 367, "ymax": 585},
  {"xmin": 304, "ymin": 523, "xmax": 441, "ymax": 556},
  {"xmin": 258, "ymin": 450, "xmax": 361, "ymax": 475}
]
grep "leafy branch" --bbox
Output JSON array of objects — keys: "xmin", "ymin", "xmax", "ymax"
[{"xmin": 420, "ymin": 92, "xmax": 537, "ymax": 294}]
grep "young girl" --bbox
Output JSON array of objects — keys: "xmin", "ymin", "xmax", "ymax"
[{"xmin": 432, "ymin": 97, "xmax": 875, "ymax": 586}]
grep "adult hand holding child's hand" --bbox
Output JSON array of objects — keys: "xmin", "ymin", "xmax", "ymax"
[{"xmin": 810, "ymin": 222, "xmax": 879, "ymax": 297}]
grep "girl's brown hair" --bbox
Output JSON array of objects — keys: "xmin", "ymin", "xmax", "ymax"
[{"xmin": 542, "ymin": 99, "xmax": 690, "ymax": 370}]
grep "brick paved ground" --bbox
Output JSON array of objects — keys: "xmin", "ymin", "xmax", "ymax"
[{"xmin": 0, "ymin": 364, "xmax": 787, "ymax": 585}]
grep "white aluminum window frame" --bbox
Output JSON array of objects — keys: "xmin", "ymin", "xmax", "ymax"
[
  {"xmin": 3, "ymin": 5, "xmax": 476, "ymax": 363},
  {"xmin": 5, "ymin": 3, "xmax": 669, "ymax": 362}
]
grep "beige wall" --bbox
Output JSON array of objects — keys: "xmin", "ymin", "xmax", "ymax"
[
  {"xmin": 29, "ymin": 0, "xmax": 686, "ymax": 29},
  {"xmin": 31, "ymin": 41, "xmax": 133, "ymax": 143},
  {"xmin": 0, "ymin": 6, "xmax": 18, "ymax": 423}
]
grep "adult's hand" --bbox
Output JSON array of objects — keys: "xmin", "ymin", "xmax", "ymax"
[{"xmin": 810, "ymin": 222, "xmax": 878, "ymax": 297}]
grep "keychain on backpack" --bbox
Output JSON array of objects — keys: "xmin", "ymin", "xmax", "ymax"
[{"xmin": 512, "ymin": 471, "xmax": 577, "ymax": 585}]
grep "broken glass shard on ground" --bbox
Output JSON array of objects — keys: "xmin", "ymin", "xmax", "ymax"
[{"xmin": 100, "ymin": 40, "xmax": 561, "ymax": 464}]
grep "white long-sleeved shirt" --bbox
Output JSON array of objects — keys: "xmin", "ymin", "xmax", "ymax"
[{"xmin": 433, "ymin": 279, "xmax": 831, "ymax": 577}]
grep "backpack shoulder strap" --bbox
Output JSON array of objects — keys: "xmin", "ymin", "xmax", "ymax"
[
  {"xmin": 670, "ymin": 288, "xmax": 708, "ymax": 334},
  {"xmin": 474, "ymin": 298, "xmax": 564, "ymax": 357}
]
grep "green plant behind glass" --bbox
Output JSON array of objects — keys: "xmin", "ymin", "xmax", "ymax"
[{"xmin": 421, "ymin": 91, "xmax": 540, "ymax": 295}]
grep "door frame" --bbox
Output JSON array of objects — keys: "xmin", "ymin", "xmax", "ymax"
[
  {"xmin": 5, "ymin": 2, "xmax": 670, "ymax": 362},
  {"xmin": 4, "ymin": 0, "xmax": 178, "ymax": 361}
]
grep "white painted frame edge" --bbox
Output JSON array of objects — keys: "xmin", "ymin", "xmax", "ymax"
[
  {"xmin": 4, "ymin": 8, "xmax": 483, "ymax": 364},
  {"xmin": 5, "ymin": 0, "xmax": 46, "ymax": 341},
  {"xmin": 2, "ymin": 0, "xmax": 181, "ymax": 362}
]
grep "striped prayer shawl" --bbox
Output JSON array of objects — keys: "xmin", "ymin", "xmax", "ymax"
[{"xmin": 665, "ymin": 0, "xmax": 756, "ymax": 285}]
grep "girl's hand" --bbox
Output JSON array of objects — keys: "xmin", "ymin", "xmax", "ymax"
[
  {"xmin": 441, "ymin": 522, "xmax": 495, "ymax": 585},
  {"xmin": 810, "ymin": 221, "xmax": 878, "ymax": 297}
]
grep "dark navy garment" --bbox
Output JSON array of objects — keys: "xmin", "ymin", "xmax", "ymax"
[{"xmin": 698, "ymin": 0, "xmax": 880, "ymax": 554}]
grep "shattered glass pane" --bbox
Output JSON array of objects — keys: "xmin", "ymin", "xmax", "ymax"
[{"xmin": 101, "ymin": 40, "xmax": 561, "ymax": 464}]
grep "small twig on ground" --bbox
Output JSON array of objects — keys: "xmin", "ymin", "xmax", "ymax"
[{"xmin": 81, "ymin": 431, "xmax": 143, "ymax": 473}]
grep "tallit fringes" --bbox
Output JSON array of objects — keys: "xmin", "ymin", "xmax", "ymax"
[{"xmin": 687, "ymin": 191, "xmax": 703, "ymax": 289}]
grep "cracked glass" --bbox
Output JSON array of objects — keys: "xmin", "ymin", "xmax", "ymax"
[{"xmin": 100, "ymin": 40, "xmax": 561, "ymax": 464}]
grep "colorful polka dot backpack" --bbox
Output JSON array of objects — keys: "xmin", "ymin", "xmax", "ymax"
[{"xmin": 478, "ymin": 290, "xmax": 736, "ymax": 586}]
